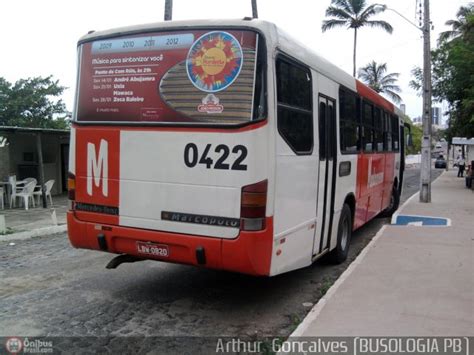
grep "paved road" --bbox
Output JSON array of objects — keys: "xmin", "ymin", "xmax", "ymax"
[{"xmin": 0, "ymin": 168, "xmax": 442, "ymax": 347}]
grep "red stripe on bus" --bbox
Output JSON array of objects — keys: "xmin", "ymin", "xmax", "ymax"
[
  {"xmin": 356, "ymin": 80, "xmax": 395, "ymax": 113},
  {"xmin": 221, "ymin": 217, "xmax": 273, "ymax": 276},
  {"xmin": 354, "ymin": 152, "xmax": 397, "ymax": 229},
  {"xmin": 72, "ymin": 119, "xmax": 267, "ymax": 133},
  {"xmin": 67, "ymin": 212, "xmax": 273, "ymax": 276}
]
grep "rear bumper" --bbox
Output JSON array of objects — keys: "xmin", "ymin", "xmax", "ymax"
[{"xmin": 67, "ymin": 212, "xmax": 273, "ymax": 276}]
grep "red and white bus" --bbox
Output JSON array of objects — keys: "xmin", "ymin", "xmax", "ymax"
[{"xmin": 68, "ymin": 19, "xmax": 406, "ymax": 276}]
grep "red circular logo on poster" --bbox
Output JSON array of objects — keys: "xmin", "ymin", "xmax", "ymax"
[{"xmin": 186, "ymin": 31, "xmax": 243, "ymax": 92}]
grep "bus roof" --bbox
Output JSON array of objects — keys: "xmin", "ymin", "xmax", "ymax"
[
  {"xmin": 79, "ymin": 18, "xmax": 400, "ymax": 115},
  {"xmin": 78, "ymin": 18, "xmax": 278, "ymax": 43}
]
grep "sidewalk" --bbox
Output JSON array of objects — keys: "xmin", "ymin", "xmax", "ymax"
[
  {"xmin": 0, "ymin": 194, "xmax": 68, "ymax": 240},
  {"xmin": 293, "ymin": 170, "xmax": 473, "ymax": 336}
]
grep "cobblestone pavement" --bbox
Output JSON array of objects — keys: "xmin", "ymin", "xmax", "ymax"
[{"xmin": 0, "ymin": 169, "xmax": 441, "ymax": 348}]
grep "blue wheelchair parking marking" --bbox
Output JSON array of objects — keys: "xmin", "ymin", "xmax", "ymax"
[{"xmin": 392, "ymin": 215, "xmax": 450, "ymax": 226}]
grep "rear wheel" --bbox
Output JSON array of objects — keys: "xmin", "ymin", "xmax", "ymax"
[
  {"xmin": 379, "ymin": 184, "xmax": 400, "ymax": 218},
  {"xmin": 328, "ymin": 203, "xmax": 352, "ymax": 264}
]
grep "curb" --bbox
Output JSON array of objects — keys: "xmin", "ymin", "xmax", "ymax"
[
  {"xmin": 391, "ymin": 169, "xmax": 446, "ymax": 224},
  {"xmin": 285, "ymin": 184, "xmax": 426, "ymax": 340},
  {"xmin": 1, "ymin": 225, "xmax": 67, "ymax": 242},
  {"xmin": 286, "ymin": 224, "xmax": 388, "ymax": 339},
  {"xmin": 390, "ymin": 191, "xmax": 420, "ymax": 224}
]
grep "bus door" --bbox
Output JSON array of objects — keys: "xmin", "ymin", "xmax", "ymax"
[{"xmin": 313, "ymin": 95, "xmax": 337, "ymax": 256}]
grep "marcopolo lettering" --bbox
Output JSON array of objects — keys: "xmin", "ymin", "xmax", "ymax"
[{"xmin": 162, "ymin": 211, "xmax": 240, "ymax": 228}]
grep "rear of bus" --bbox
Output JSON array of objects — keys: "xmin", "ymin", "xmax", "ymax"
[{"xmin": 67, "ymin": 22, "xmax": 274, "ymax": 275}]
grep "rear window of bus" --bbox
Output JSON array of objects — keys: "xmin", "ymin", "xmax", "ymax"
[{"xmin": 75, "ymin": 29, "xmax": 265, "ymax": 125}]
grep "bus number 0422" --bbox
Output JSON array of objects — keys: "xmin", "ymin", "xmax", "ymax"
[{"xmin": 184, "ymin": 143, "xmax": 248, "ymax": 171}]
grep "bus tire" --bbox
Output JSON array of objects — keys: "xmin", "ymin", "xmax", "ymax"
[
  {"xmin": 379, "ymin": 184, "xmax": 400, "ymax": 218},
  {"xmin": 329, "ymin": 203, "xmax": 352, "ymax": 264}
]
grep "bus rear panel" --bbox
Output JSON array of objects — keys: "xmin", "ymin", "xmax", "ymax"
[{"xmin": 68, "ymin": 26, "xmax": 274, "ymax": 275}]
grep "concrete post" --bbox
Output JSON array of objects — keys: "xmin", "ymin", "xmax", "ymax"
[
  {"xmin": 419, "ymin": 0, "xmax": 432, "ymax": 203},
  {"xmin": 36, "ymin": 133, "xmax": 47, "ymax": 208}
]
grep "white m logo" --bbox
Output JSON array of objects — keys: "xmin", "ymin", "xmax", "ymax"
[{"xmin": 87, "ymin": 139, "xmax": 108, "ymax": 197}]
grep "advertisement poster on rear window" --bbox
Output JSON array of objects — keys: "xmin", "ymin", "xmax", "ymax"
[{"xmin": 76, "ymin": 30, "xmax": 258, "ymax": 124}]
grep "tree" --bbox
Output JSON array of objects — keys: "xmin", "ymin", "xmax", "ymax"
[
  {"xmin": 438, "ymin": 3, "xmax": 474, "ymax": 44},
  {"xmin": 0, "ymin": 76, "xmax": 69, "ymax": 129},
  {"xmin": 404, "ymin": 116, "xmax": 422, "ymax": 154},
  {"xmin": 321, "ymin": 0, "xmax": 393, "ymax": 76},
  {"xmin": 432, "ymin": 127, "xmax": 447, "ymax": 143},
  {"xmin": 408, "ymin": 66, "xmax": 423, "ymax": 94},
  {"xmin": 408, "ymin": 6, "xmax": 474, "ymax": 139},
  {"xmin": 433, "ymin": 10, "xmax": 474, "ymax": 139},
  {"xmin": 358, "ymin": 61, "xmax": 402, "ymax": 103}
]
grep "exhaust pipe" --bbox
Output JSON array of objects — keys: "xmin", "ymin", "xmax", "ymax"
[{"xmin": 106, "ymin": 254, "xmax": 143, "ymax": 269}]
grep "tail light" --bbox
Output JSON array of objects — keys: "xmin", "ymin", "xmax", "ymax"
[
  {"xmin": 67, "ymin": 173, "xmax": 76, "ymax": 210},
  {"xmin": 241, "ymin": 180, "xmax": 267, "ymax": 231}
]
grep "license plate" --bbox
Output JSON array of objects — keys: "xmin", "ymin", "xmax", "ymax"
[{"xmin": 136, "ymin": 241, "xmax": 170, "ymax": 258}]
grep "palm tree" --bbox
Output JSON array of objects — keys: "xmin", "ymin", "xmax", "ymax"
[
  {"xmin": 408, "ymin": 66, "xmax": 422, "ymax": 94},
  {"xmin": 358, "ymin": 61, "xmax": 402, "ymax": 103},
  {"xmin": 438, "ymin": 3, "xmax": 473, "ymax": 43},
  {"xmin": 322, "ymin": 0, "xmax": 393, "ymax": 77}
]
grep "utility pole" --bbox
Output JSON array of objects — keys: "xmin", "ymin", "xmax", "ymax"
[
  {"xmin": 251, "ymin": 0, "xmax": 258, "ymax": 18},
  {"xmin": 164, "ymin": 0, "xmax": 173, "ymax": 21},
  {"xmin": 420, "ymin": 0, "xmax": 432, "ymax": 203}
]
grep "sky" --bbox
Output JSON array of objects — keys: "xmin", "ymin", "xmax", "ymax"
[{"xmin": 0, "ymin": 0, "xmax": 471, "ymax": 121}]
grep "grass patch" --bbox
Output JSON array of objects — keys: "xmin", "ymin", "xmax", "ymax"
[
  {"xmin": 260, "ymin": 315, "xmax": 302, "ymax": 354},
  {"xmin": 0, "ymin": 227, "xmax": 15, "ymax": 236},
  {"xmin": 320, "ymin": 277, "xmax": 334, "ymax": 297},
  {"xmin": 288, "ymin": 314, "xmax": 301, "ymax": 333}
]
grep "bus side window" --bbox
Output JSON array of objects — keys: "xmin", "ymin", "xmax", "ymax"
[
  {"xmin": 252, "ymin": 35, "xmax": 267, "ymax": 121},
  {"xmin": 319, "ymin": 102, "xmax": 327, "ymax": 160},
  {"xmin": 374, "ymin": 107, "xmax": 383, "ymax": 152},
  {"xmin": 276, "ymin": 57, "xmax": 313, "ymax": 155},
  {"xmin": 362, "ymin": 101, "xmax": 374, "ymax": 153},
  {"xmin": 339, "ymin": 88, "xmax": 359, "ymax": 154},
  {"xmin": 391, "ymin": 115, "xmax": 400, "ymax": 151},
  {"xmin": 384, "ymin": 112, "xmax": 393, "ymax": 152}
]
